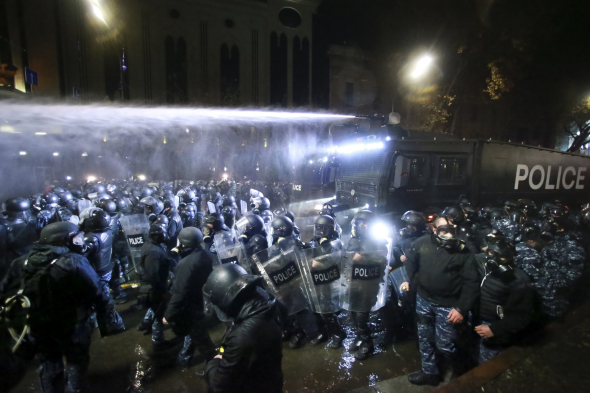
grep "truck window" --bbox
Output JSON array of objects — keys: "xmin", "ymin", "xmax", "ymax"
[
  {"xmin": 408, "ymin": 157, "xmax": 426, "ymax": 186},
  {"xmin": 437, "ymin": 156, "xmax": 467, "ymax": 185}
]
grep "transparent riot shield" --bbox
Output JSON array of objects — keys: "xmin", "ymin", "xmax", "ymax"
[
  {"xmin": 339, "ymin": 249, "xmax": 389, "ymax": 312},
  {"xmin": 119, "ymin": 214, "xmax": 150, "ymax": 277},
  {"xmin": 78, "ymin": 199, "xmax": 93, "ymax": 215},
  {"xmin": 173, "ymin": 196, "xmax": 180, "ymax": 210},
  {"xmin": 389, "ymin": 266, "xmax": 410, "ymax": 298},
  {"xmin": 207, "ymin": 202, "xmax": 216, "ymax": 214},
  {"xmin": 213, "ymin": 230, "xmax": 250, "ymax": 273},
  {"xmin": 265, "ymin": 222, "xmax": 274, "ymax": 248},
  {"xmin": 252, "ymin": 245, "xmax": 308, "ymax": 315},
  {"xmin": 240, "ymin": 200, "xmax": 248, "ymax": 215},
  {"xmin": 300, "ymin": 241, "xmax": 344, "ymax": 314}
]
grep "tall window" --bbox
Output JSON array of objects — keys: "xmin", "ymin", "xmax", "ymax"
[
  {"xmin": 270, "ymin": 32, "xmax": 288, "ymax": 107},
  {"xmin": 165, "ymin": 36, "xmax": 188, "ymax": 104},
  {"xmin": 220, "ymin": 44, "xmax": 240, "ymax": 106},
  {"xmin": 293, "ymin": 36, "xmax": 309, "ymax": 106}
]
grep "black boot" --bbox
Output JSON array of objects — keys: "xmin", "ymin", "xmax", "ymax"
[
  {"xmin": 328, "ymin": 333, "xmax": 345, "ymax": 349},
  {"xmin": 137, "ymin": 320, "xmax": 152, "ymax": 334},
  {"xmin": 289, "ymin": 332, "xmax": 306, "ymax": 349},
  {"xmin": 408, "ymin": 371, "xmax": 440, "ymax": 386},
  {"xmin": 354, "ymin": 338, "xmax": 374, "ymax": 360},
  {"xmin": 310, "ymin": 329, "xmax": 328, "ymax": 346}
]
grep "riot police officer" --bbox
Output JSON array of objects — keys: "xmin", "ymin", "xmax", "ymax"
[
  {"xmin": 163, "ymin": 199, "xmax": 183, "ymax": 251},
  {"xmin": 0, "ymin": 222, "xmax": 110, "ymax": 393},
  {"xmin": 80, "ymin": 208, "xmax": 125, "ymax": 333},
  {"xmin": 203, "ymin": 264, "xmax": 284, "ymax": 393},
  {"xmin": 35, "ymin": 193, "xmax": 60, "ymax": 233},
  {"xmin": 137, "ymin": 222, "xmax": 174, "ymax": 346},
  {"xmin": 404, "ymin": 217, "xmax": 479, "ymax": 386},
  {"xmin": 393, "ymin": 211, "xmax": 426, "ymax": 269},
  {"xmin": 4, "ymin": 197, "xmax": 38, "ymax": 263},
  {"xmin": 202, "ymin": 213, "xmax": 230, "ymax": 253},
  {"xmin": 308, "ymin": 215, "xmax": 346, "ymax": 348},
  {"xmin": 99, "ymin": 199, "xmax": 129, "ymax": 301},
  {"xmin": 345, "ymin": 210, "xmax": 390, "ymax": 360},
  {"xmin": 163, "ymin": 227, "xmax": 216, "ymax": 369},
  {"xmin": 474, "ymin": 240, "xmax": 533, "ymax": 363}
]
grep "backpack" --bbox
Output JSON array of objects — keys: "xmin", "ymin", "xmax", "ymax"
[{"xmin": 1, "ymin": 258, "xmax": 58, "ymax": 353}]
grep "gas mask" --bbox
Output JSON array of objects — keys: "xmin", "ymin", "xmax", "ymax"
[
  {"xmin": 351, "ymin": 219, "xmax": 369, "ymax": 239},
  {"xmin": 435, "ymin": 224, "xmax": 458, "ymax": 250},
  {"xmin": 485, "ymin": 252, "xmax": 514, "ymax": 274}
]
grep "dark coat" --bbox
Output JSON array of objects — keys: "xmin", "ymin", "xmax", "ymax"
[
  {"xmin": 140, "ymin": 238, "xmax": 170, "ymax": 291},
  {"xmin": 474, "ymin": 254, "xmax": 533, "ymax": 338},
  {"xmin": 405, "ymin": 233, "xmax": 479, "ymax": 314},
  {"xmin": 205, "ymin": 287, "xmax": 283, "ymax": 393},
  {"xmin": 164, "ymin": 247, "xmax": 215, "ymax": 327}
]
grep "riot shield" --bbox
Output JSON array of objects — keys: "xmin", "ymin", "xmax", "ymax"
[
  {"xmin": 213, "ymin": 230, "xmax": 250, "ymax": 273},
  {"xmin": 265, "ymin": 222, "xmax": 274, "ymax": 248},
  {"xmin": 389, "ymin": 266, "xmax": 410, "ymax": 297},
  {"xmin": 240, "ymin": 200, "xmax": 248, "ymax": 215},
  {"xmin": 78, "ymin": 199, "xmax": 93, "ymax": 215},
  {"xmin": 119, "ymin": 214, "xmax": 150, "ymax": 277},
  {"xmin": 300, "ymin": 241, "xmax": 343, "ymax": 314},
  {"xmin": 339, "ymin": 249, "xmax": 389, "ymax": 312},
  {"xmin": 207, "ymin": 202, "xmax": 216, "ymax": 214},
  {"xmin": 252, "ymin": 245, "xmax": 308, "ymax": 315}
]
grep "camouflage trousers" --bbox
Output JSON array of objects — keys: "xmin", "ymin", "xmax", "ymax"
[
  {"xmin": 416, "ymin": 294, "xmax": 460, "ymax": 375},
  {"xmin": 477, "ymin": 321, "xmax": 503, "ymax": 364}
]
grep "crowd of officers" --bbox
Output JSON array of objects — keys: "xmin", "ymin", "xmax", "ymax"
[{"xmin": 0, "ymin": 177, "xmax": 588, "ymax": 392}]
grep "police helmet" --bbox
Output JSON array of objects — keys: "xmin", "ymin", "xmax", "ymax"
[
  {"xmin": 140, "ymin": 196, "xmax": 164, "ymax": 215},
  {"xmin": 441, "ymin": 206, "xmax": 465, "ymax": 224},
  {"xmin": 237, "ymin": 214, "xmax": 265, "ymax": 237},
  {"xmin": 149, "ymin": 222, "xmax": 168, "ymax": 236},
  {"xmin": 489, "ymin": 208, "xmax": 508, "ymax": 221},
  {"xmin": 40, "ymin": 222, "xmax": 84, "ymax": 248},
  {"xmin": 5, "ymin": 197, "xmax": 30, "ymax": 212},
  {"xmin": 58, "ymin": 192, "xmax": 74, "ymax": 207},
  {"xmin": 401, "ymin": 210, "xmax": 426, "ymax": 225},
  {"xmin": 41, "ymin": 193, "xmax": 59, "ymax": 208},
  {"xmin": 112, "ymin": 197, "xmax": 129, "ymax": 213},
  {"xmin": 202, "ymin": 264, "xmax": 262, "ymax": 311},
  {"xmin": 509, "ymin": 209, "xmax": 526, "ymax": 225},
  {"xmin": 204, "ymin": 213, "xmax": 225, "ymax": 231},
  {"xmin": 98, "ymin": 199, "xmax": 117, "ymax": 214},
  {"xmin": 272, "ymin": 216, "xmax": 294, "ymax": 238},
  {"xmin": 314, "ymin": 215, "xmax": 337, "ymax": 240},
  {"xmin": 80, "ymin": 208, "xmax": 111, "ymax": 232},
  {"xmin": 178, "ymin": 227, "xmax": 204, "ymax": 248}
]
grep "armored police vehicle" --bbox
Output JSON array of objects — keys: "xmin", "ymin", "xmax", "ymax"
[{"xmin": 333, "ymin": 125, "xmax": 590, "ymax": 214}]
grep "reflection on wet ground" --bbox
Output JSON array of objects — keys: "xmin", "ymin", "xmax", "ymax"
[{"xmin": 8, "ymin": 290, "xmax": 422, "ymax": 393}]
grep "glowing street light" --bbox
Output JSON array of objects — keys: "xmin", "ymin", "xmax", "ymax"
[
  {"xmin": 53, "ymin": 152, "xmax": 59, "ymax": 156},
  {"xmin": 410, "ymin": 55, "xmax": 433, "ymax": 79},
  {"xmin": 87, "ymin": 176, "xmax": 96, "ymax": 182},
  {"xmin": 66, "ymin": 176, "xmax": 72, "ymax": 181},
  {"xmin": 19, "ymin": 151, "xmax": 27, "ymax": 155},
  {"xmin": 138, "ymin": 175, "xmax": 146, "ymax": 181},
  {"xmin": 90, "ymin": 1, "xmax": 107, "ymax": 24}
]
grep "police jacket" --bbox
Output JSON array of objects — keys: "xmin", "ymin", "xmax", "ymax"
[
  {"xmin": 84, "ymin": 229, "xmax": 114, "ymax": 276},
  {"xmin": 6, "ymin": 217, "xmax": 38, "ymax": 259},
  {"xmin": 392, "ymin": 229, "xmax": 423, "ymax": 270},
  {"xmin": 405, "ymin": 234, "xmax": 479, "ymax": 314},
  {"xmin": 205, "ymin": 287, "xmax": 283, "ymax": 393},
  {"xmin": 475, "ymin": 254, "xmax": 533, "ymax": 338},
  {"xmin": 140, "ymin": 238, "xmax": 171, "ymax": 291},
  {"xmin": 0, "ymin": 244, "xmax": 109, "ymax": 335},
  {"xmin": 165, "ymin": 246, "xmax": 215, "ymax": 324},
  {"xmin": 165, "ymin": 209, "xmax": 183, "ymax": 250}
]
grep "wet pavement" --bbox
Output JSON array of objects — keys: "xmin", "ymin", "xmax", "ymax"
[{"xmin": 7, "ymin": 290, "xmax": 423, "ymax": 393}]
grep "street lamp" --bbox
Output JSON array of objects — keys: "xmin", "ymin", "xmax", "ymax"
[
  {"xmin": 410, "ymin": 55, "xmax": 433, "ymax": 79},
  {"xmin": 89, "ymin": 0, "xmax": 107, "ymax": 24}
]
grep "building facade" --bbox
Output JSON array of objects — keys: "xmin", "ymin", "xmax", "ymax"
[{"xmin": 0, "ymin": 0, "xmax": 319, "ymax": 107}]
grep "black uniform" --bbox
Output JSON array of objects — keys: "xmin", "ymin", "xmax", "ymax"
[
  {"xmin": 85, "ymin": 228, "xmax": 125, "ymax": 332},
  {"xmin": 205, "ymin": 287, "xmax": 283, "ymax": 393},
  {"xmin": 165, "ymin": 246, "xmax": 216, "ymax": 365},
  {"xmin": 165, "ymin": 209, "xmax": 183, "ymax": 251},
  {"xmin": 474, "ymin": 254, "xmax": 533, "ymax": 363},
  {"xmin": 139, "ymin": 238, "xmax": 172, "ymax": 343}
]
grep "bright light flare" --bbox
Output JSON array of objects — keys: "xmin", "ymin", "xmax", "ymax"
[
  {"xmin": 35, "ymin": 132, "xmax": 47, "ymax": 135},
  {"xmin": 222, "ymin": 174, "xmax": 228, "ymax": 180},
  {"xmin": 53, "ymin": 152, "xmax": 59, "ymax": 156},
  {"xmin": 138, "ymin": 175, "xmax": 146, "ymax": 181},
  {"xmin": 82, "ymin": 152, "xmax": 88, "ymax": 157},
  {"xmin": 19, "ymin": 151, "xmax": 27, "ymax": 155},
  {"xmin": 92, "ymin": 4, "xmax": 106, "ymax": 23},
  {"xmin": 337, "ymin": 142, "xmax": 384, "ymax": 154},
  {"xmin": 323, "ymin": 157, "xmax": 328, "ymax": 162},
  {"xmin": 371, "ymin": 222, "xmax": 391, "ymax": 239},
  {"xmin": 87, "ymin": 176, "xmax": 96, "ymax": 182},
  {"xmin": 386, "ymin": 136, "xmax": 391, "ymax": 141},
  {"xmin": 66, "ymin": 176, "xmax": 72, "ymax": 180},
  {"xmin": 411, "ymin": 55, "xmax": 433, "ymax": 79}
]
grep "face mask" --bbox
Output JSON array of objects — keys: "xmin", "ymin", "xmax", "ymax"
[{"xmin": 439, "ymin": 233, "xmax": 454, "ymax": 240}]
